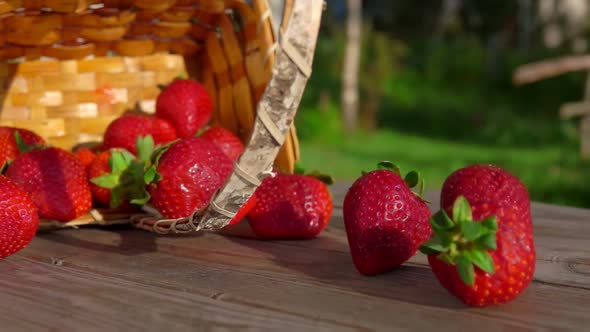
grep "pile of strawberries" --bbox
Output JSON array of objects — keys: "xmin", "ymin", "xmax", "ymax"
[
  {"xmin": 0, "ymin": 78, "xmax": 535, "ymax": 308},
  {"xmin": 0, "ymin": 79, "xmax": 333, "ymax": 258}
]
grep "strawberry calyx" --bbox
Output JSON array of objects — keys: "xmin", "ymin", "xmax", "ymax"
[
  {"xmin": 375, "ymin": 161, "xmax": 428, "ymax": 202},
  {"xmin": 419, "ymin": 196, "xmax": 498, "ymax": 285},
  {"xmin": 91, "ymin": 136, "xmax": 155, "ymax": 208},
  {"xmin": 14, "ymin": 131, "xmax": 46, "ymax": 153},
  {"xmin": 294, "ymin": 163, "xmax": 334, "ymax": 185}
]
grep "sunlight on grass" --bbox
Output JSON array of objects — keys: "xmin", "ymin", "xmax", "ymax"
[{"xmin": 299, "ymin": 130, "xmax": 590, "ymax": 208}]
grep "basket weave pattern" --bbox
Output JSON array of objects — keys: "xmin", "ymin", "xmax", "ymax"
[{"xmin": 0, "ymin": 0, "xmax": 323, "ymax": 233}]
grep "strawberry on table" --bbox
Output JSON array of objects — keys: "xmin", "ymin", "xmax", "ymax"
[
  {"xmin": 420, "ymin": 164, "xmax": 535, "ymax": 307},
  {"xmin": 0, "ymin": 175, "xmax": 38, "ymax": 259},
  {"xmin": 103, "ymin": 114, "xmax": 178, "ymax": 154},
  {"xmin": 0, "ymin": 126, "xmax": 44, "ymax": 168},
  {"xmin": 343, "ymin": 162, "xmax": 432, "ymax": 276},
  {"xmin": 6, "ymin": 146, "xmax": 92, "ymax": 222},
  {"xmin": 156, "ymin": 79, "xmax": 212, "ymax": 138},
  {"xmin": 200, "ymin": 126, "xmax": 244, "ymax": 162},
  {"xmin": 247, "ymin": 172, "xmax": 333, "ymax": 240}
]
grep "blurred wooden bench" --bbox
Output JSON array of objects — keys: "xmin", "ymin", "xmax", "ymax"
[{"xmin": 514, "ymin": 55, "xmax": 590, "ymax": 157}]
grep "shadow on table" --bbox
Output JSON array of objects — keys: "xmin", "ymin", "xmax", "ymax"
[
  {"xmin": 222, "ymin": 220, "xmax": 465, "ymax": 309},
  {"xmin": 40, "ymin": 225, "xmax": 202, "ymax": 256}
]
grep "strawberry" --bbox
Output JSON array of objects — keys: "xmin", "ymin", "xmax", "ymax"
[
  {"xmin": 228, "ymin": 194, "xmax": 257, "ymax": 226},
  {"xmin": 147, "ymin": 137, "xmax": 233, "ymax": 219},
  {"xmin": 6, "ymin": 147, "xmax": 92, "ymax": 222},
  {"xmin": 0, "ymin": 126, "xmax": 44, "ymax": 168},
  {"xmin": 200, "ymin": 126, "xmax": 244, "ymax": 162},
  {"xmin": 90, "ymin": 137, "xmax": 155, "ymax": 209},
  {"xmin": 343, "ymin": 162, "xmax": 432, "ymax": 276},
  {"xmin": 247, "ymin": 172, "xmax": 333, "ymax": 240},
  {"xmin": 88, "ymin": 150, "xmax": 115, "ymax": 206},
  {"xmin": 103, "ymin": 114, "xmax": 178, "ymax": 154},
  {"xmin": 155, "ymin": 79, "xmax": 212, "ymax": 138},
  {"xmin": 420, "ymin": 164, "xmax": 535, "ymax": 307},
  {"xmin": 0, "ymin": 175, "xmax": 38, "ymax": 259},
  {"xmin": 73, "ymin": 147, "xmax": 97, "ymax": 172}
]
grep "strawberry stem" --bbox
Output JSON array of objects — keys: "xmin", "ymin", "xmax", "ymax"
[{"xmin": 419, "ymin": 196, "xmax": 498, "ymax": 285}]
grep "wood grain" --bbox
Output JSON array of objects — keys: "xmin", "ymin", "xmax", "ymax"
[{"xmin": 1, "ymin": 183, "xmax": 590, "ymax": 330}]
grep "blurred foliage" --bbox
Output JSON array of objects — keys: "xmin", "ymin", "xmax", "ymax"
[{"xmin": 294, "ymin": 3, "xmax": 590, "ymax": 208}]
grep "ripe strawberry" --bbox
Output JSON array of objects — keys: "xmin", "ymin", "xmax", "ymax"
[
  {"xmin": 6, "ymin": 147, "xmax": 92, "ymax": 222},
  {"xmin": 420, "ymin": 164, "xmax": 535, "ymax": 307},
  {"xmin": 147, "ymin": 137, "xmax": 233, "ymax": 219},
  {"xmin": 343, "ymin": 162, "xmax": 432, "ymax": 276},
  {"xmin": 103, "ymin": 114, "xmax": 178, "ymax": 154},
  {"xmin": 0, "ymin": 175, "xmax": 38, "ymax": 259},
  {"xmin": 200, "ymin": 126, "xmax": 244, "ymax": 162},
  {"xmin": 247, "ymin": 172, "xmax": 333, "ymax": 240},
  {"xmin": 88, "ymin": 150, "xmax": 114, "ymax": 206},
  {"xmin": 155, "ymin": 79, "xmax": 212, "ymax": 138},
  {"xmin": 73, "ymin": 147, "xmax": 97, "ymax": 172},
  {"xmin": 0, "ymin": 126, "xmax": 44, "ymax": 168}
]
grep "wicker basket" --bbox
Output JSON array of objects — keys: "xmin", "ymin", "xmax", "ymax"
[{"xmin": 0, "ymin": 0, "xmax": 324, "ymax": 233}]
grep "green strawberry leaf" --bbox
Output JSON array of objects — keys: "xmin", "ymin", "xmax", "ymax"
[
  {"xmin": 130, "ymin": 194, "xmax": 151, "ymax": 205},
  {"xmin": 136, "ymin": 135, "xmax": 154, "ymax": 163},
  {"xmin": 377, "ymin": 161, "xmax": 400, "ymax": 175},
  {"xmin": 14, "ymin": 131, "xmax": 40, "ymax": 153},
  {"xmin": 109, "ymin": 151, "xmax": 131, "ymax": 175},
  {"xmin": 110, "ymin": 185, "xmax": 125, "ymax": 209},
  {"xmin": 91, "ymin": 174, "xmax": 119, "ymax": 189},
  {"xmin": 294, "ymin": 163, "xmax": 306, "ymax": 175},
  {"xmin": 468, "ymin": 250, "xmax": 495, "ymax": 274},
  {"xmin": 456, "ymin": 253, "xmax": 475, "ymax": 285},
  {"xmin": 143, "ymin": 165, "xmax": 158, "ymax": 184},
  {"xmin": 404, "ymin": 170, "xmax": 419, "ymax": 188},
  {"xmin": 475, "ymin": 233, "xmax": 497, "ymax": 250},
  {"xmin": 0, "ymin": 161, "xmax": 7, "ymax": 174},
  {"xmin": 307, "ymin": 170, "xmax": 334, "ymax": 185},
  {"xmin": 431, "ymin": 210, "xmax": 455, "ymax": 230},
  {"xmin": 419, "ymin": 238, "xmax": 446, "ymax": 254},
  {"xmin": 482, "ymin": 216, "xmax": 498, "ymax": 231},
  {"xmin": 460, "ymin": 220, "xmax": 482, "ymax": 241},
  {"xmin": 452, "ymin": 196, "xmax": 472, "ymax": 222}
]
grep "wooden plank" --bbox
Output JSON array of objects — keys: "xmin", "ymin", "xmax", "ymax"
[
  {"xmin": 0, "ymin": 258, "xmax": 347, "ymax": 331},
  {"xmin": 559, "ymin": 101, "xmax": 590, "ymax": 119},
  {"xmin": 2, "ymin": 184, "xmax": 590, "ymax": 330},
  {"xmin": 9, "ymin": 215, "xmax": 590, "ymax": 331}
]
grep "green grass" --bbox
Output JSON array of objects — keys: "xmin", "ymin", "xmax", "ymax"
[{"xmin": 299, "ymin": 130, "xmax": 590, "ymax": 209}]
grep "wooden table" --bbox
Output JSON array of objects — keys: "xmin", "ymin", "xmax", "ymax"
[{"xmin": 2, "ymin": 184, "xmax": 589, "ymax": 331}]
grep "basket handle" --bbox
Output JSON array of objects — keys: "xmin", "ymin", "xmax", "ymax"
[{"xmin": 198, "ymin": 0, "xmax": 324, "ymax": 231}]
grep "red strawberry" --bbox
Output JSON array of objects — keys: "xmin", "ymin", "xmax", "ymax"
[
  {"xmin": 0, "ymin": 175, "xmax": 38, "ymax": 259},
  {"xmin": 103, "ymin": 114, "xmax": 178, "ymax": 154},
  {"xmin": 343, "ymin": 162, "xmax": 432, "ymax": 276},
  {"xmin": 200, "ymin": 126, "xmax": 244, "ymax": 162},
  {"xmin": 420, "ymin": 164, "xmax": 535, "ymax": 307},
  {"xmin": 148, "ymin": 137, "xmax": 233, "ymax": 219},
  {"xmin": 247, "ymin": 173, "xmax": 333, "ymax": 240},
  {"xmin": 0, "ymin": 126, "xmax": 44, "ymax": 167},
  {"xmin": 88, "ymin": 150, "xmax": 114, "ymax": 206},
  {"xmin": 73, "ymin": 147, "xmax": 97, "ymax": 172},
  {"xmin": 156, "ymin": 79, "xmax": 212, "ymax": 138},
  {"xmin": 228, "ymin": 194, "xmax": 257, "ymax": 226},
  {"xmin": 6, "ymin": 147, "xmax": 92, "ymax": 222}
]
